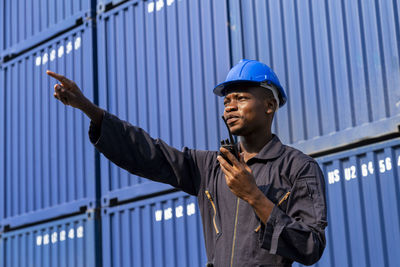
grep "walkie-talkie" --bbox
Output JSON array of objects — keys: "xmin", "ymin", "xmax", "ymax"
[{"xmin": 220, "ymin": 116, "xmax": 240, "ymax": 165}]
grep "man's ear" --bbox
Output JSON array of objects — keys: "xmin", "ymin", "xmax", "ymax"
[{"xmin": 265, "ymin": 98, "xmax": 277, "ymax": 114}]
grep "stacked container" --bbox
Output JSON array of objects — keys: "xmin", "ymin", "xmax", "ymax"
[
  {"xmin": 0, "ymin": 212, "xmax": 100, "ymax": 267},
  {"xmin": 0, "ymin": 21, "xmax": 97, "ymax": 231},
  {"xmin": 101, "ymin": 191, "xmax": 207, "ymax": 267},
  {"xmin": 293, "ymin": 138, "xmax": 400, "ymax": 267},
  {"xmin": 0, "ymin": 1, "xmax": 100, "ymax": 266},
  {"xmin": 95, "ymin": 0, "xmax": 230, "ymax": 265},
  {"xmin": 0, "ymin": 0, "xmax": 94, "ymax": 61}
]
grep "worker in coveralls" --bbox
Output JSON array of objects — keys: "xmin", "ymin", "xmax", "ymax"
[{"xmin": 47, "ymin": 59, "xmax": 327, "ymax": 267}]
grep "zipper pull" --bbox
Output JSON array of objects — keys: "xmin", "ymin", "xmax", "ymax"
[
  {"xmin": 205, "ymin": 190, "xmax": 213, "ymax": 201},
  {"xmin": 278, "ymin": 191, "xmax": 291, "ymax": 206}
]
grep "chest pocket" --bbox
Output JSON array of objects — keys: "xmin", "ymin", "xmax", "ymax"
[{"xmin": 289, "ymin": 177, "xmax": 324, "ymax": 224}]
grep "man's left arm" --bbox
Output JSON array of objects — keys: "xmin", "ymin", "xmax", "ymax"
[{"xmin": 260, "ymin": 161, "xmax": 327, "ymax": 265}]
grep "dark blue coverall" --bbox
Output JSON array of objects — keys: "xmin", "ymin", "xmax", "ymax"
[{"xmin": 89, "ymin": 112, "xmax": 327, "ymax": 267}]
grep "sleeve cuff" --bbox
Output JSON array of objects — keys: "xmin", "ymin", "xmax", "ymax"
[
  {"xmin": 88, "ymin": 111, "xmax": 106, "ymax": 145},
  {"xmin": 260, "ymin": 205, "xmax": 286, "ymax": 254}
]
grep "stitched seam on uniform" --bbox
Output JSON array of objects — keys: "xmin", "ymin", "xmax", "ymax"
[
  {"xmin": 205, "ymin": 191, "xmax": 220, "ymax": 234},
  {"xmin": 305, "ymin": 180, "xmax": 318, "ymax": 224},
  {"xmin": 270, "ymin": 224, "xmax": 284, "ymax": 254},
  {"xmin": 230, "ymin": 198, "xmax": 240, "ymax": 267}
]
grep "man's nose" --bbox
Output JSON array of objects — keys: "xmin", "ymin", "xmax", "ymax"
[
  {"xmin": 225, "ymin": 104, "xmax": 237, "ymax": 112},
  {"xmin": 224, "ymin": 103, "xmax": 238, "ymax": 113}
]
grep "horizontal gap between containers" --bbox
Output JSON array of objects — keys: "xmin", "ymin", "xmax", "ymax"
[
  {"xmin": 310, "ymin": 129, "xmax": 400, "ymax": 158},
  {"xmin": 1, "ymin": 17, "xmax": 89, "ymax": 63},
  {"xmin": 1, "ymin": 207, "xmax": 98, "ymax": 233},
  {"xmin": 97, "ymin": 0, "xmax": 137, "ymax": 14},
  {"xmin": 107, "ymin": 188, "xmax": 181, "ymax": 207}
]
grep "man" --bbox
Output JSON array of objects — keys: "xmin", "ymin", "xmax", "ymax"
[{"xmin": 47, "ymin": 59, "xmax": 327, "ymax": 266}]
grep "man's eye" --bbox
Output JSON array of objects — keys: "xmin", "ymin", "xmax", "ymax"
[{"xmin": 238, "ymin": 96, "xmax": 247, "ymax": 101}]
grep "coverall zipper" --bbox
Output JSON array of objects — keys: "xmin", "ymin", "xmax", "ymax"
[
  {"xmin": 205, "ymin": 191, "xmax": 220, "ymax": 234},
  {"xmin": 230, "ymin": 197, "xmax": 240, "ymax": 267}
]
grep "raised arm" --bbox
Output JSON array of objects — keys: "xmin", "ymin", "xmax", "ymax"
[{"xmin": 46, "ymin": 70, "xmax": 212, "ymax": 196}]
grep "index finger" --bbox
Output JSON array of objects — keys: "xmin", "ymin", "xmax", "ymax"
[{"xmin": 46, "ymin": 70, "xmax": 72, "ymax": 85}]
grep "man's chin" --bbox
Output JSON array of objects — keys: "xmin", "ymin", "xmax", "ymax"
[{"xmin": 229, "ymin": 125, "xmax": 245, "ymax": 136}]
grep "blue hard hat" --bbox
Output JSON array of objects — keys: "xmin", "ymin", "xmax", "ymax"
[{"xmin": 213, "ymin": 59, "xmax": 287, "ymax": 107}]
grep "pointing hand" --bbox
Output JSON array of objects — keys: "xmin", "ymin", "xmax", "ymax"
[{"xmin": 46, "ymin": 70, "xmax": 88, "ymax": 109}]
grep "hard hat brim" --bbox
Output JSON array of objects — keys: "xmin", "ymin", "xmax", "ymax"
[
  {"xmin": 213, "ymin": 80, "xmax": 261, "ymax": 96},
  {"xmin": 213, "ymin": 79, "xmax": 287, "ymax": 107}
]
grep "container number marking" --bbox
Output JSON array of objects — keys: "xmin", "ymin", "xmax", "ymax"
[
  {"xmin": 42, "ymin": 53, "xmax": 48, "ymax": 65},
  {"xmin": 344, "ymin": 166, "xmax": 356, "ymax": 181},
  {"xmin": 361, "ymin": 162, "xmax": 374, "ymax": 177},
  {"xmin": 164, "ymin": 207, "xmax": 173, "ymax": 220},
  {"xmin": 50, "ymin": 49, "xmax": 56, "ymax": 61},
  {"xmin": 148, "ymin": 0, "xmax": 176, "ymax": 13},
  {"xmin": 60, "ymin": 230, "xmax": 66, "ymax": 241},
  {"xmin": 36, "ymin": 226, "xmax": 84, "ymax": 247},
  {"xmin": 379, "ymin": 158, "xmax": 392, "ymax": 173},
  {"xmin": 35, "ymin": 37, "xmax": 81, "ymax": 67},
  {"xmin": 175, "ymin": 205, "xmax": 184, "ymax": 218},
  {"xmin": 327, "ymin": 156, "xmax": 399, "ymax": 185},
  {"xmin": 327, "ymin": 169, "xmax": 340, "ymax": 184},
  {"xmin": 51, "ymin": 232, "xmax": 58, "ymax": 244},
  {"xmin": 155, "ymin": 203, "xmax": 196, "ymax": 222}
]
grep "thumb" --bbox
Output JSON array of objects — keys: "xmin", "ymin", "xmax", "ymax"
[{"xmin": 241, "ymin": 153, "xmax": 252, "ymax": 172}]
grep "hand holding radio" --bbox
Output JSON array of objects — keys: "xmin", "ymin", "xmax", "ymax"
[{"xmin": 219, "ymin": 116, "xmax": 240, "ymax": 165}]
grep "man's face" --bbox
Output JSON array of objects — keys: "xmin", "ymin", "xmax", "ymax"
[{"xmin": 223, "ymin": 86, "xmax": 273, "ymax": 136}]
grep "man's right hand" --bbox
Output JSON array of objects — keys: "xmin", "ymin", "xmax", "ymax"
[
  {"xmin": 47, "ymin": 70, "xmax": 104, "ymax": 125},
  {"xmin": 46, "ymin": 70, "xmax": 88, "ymax": 109}
]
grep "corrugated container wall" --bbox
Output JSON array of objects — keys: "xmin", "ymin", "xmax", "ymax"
[
  {"xmin": 0, "ymin": 0, "xmax": 94, "ymax": 60},
  {"xmin": 0, "ymin": 212, "xmax": 100, "ymax": 267},
  {"xmin": 101, "ymin": 191, "xmax": 207, "ymax": 267},
  {"xmin": 96, "ymin": 0, "xmax": 231, "ymax": 205},
  {"xmin": 228, "ymin": 0, "xmax": 400, "ymax": 154},
  {"xmin": 294, "ymin": 138, "xmax": 400, "ymax": 267},
  {"xmin": 0, "ymin": 22, "xmax": 97, "ymax": 231}
]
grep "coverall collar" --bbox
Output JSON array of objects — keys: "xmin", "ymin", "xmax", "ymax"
[{"xmin": 241, "ymin": 135, "xmax": 285, "ymax": 162}]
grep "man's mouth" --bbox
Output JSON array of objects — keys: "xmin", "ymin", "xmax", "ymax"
[{"xmin": 225, "ymin": 115, "xmax": 240, "ymax": 124}]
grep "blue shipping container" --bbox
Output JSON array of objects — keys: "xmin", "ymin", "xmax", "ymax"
[
  {"xmin": 96, "ymin": 0, "xmax": 231, "ymax": 205},
  {"xmin": 293, "ymin": 138, "xmax": 400, "ymax": 267},
  {"xmin": 0, "ymin": 22, "xmax": 97, "ymax": 231},
  {"xmin": 101, "ymin": 191, "xmax": 207, "ymax": 267},
  {"xmin": 0, "ymin": 212, "xmax": 100, "ymax": 267},
  {"xmin": 228, "ymin": 0, "xmax": 400, "ymax": 154},
  {"xmin": 0, "ymin": 0, "xmax": 94, "ymax": 59}
]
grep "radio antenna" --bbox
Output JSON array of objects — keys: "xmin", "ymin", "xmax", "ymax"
[{"xmin": 222, "ymin": 116, "xmax": 235, "ymax": 144}]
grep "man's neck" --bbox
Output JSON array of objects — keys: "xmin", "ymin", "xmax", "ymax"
[{"xmin": 239, "ymin": 130, "xmax": 273, "ymax": 162}]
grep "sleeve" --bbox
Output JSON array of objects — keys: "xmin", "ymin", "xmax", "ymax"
[
  {"xmin": 88, "ymin": 111, "xmax": 215, "ymax": 196},
  {"xmin": 259, "ymin": 161, "xmax": 328, "ymax": 266}
]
